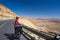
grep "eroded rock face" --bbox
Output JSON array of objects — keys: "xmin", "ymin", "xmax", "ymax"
[{"xmin": 0, "ymin": 4, "xmax": 17, "ymax": 20}]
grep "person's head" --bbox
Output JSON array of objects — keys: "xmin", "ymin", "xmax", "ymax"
[{"xmin": 16, "ymin": 16, "xmax": 19, "ymax": 20}]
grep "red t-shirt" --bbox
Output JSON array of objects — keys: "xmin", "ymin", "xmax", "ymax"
[{"xmin": 14, "ymin": 19, "xmax": 19, "ymax": 28}]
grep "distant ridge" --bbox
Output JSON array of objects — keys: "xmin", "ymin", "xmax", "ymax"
[{"xmin": 28, "ymin": 18, "xmax": 60, "ymax": 34}]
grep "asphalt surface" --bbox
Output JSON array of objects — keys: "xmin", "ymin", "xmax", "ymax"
[
  {"xmin": 0, "ymin": 19, "xmax": 27, "ymax": 40},
  {"xmin": 0, "ymin": 20, "xmax": 7, "ymax": 25}
]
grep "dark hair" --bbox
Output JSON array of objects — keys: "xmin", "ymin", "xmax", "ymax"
[{"xmin": 16, "ymin": 16, "xmax": 19, "ymax": 19}]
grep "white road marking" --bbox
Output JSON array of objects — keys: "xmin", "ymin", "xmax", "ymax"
[{"xmin": 0, "ymin": 21, "xmax": 9, "ymax": 28}]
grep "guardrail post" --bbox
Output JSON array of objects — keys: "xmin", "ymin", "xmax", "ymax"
[{"xmin": 30, "ymin": 37, "xmax": 35, "ymax": 40}]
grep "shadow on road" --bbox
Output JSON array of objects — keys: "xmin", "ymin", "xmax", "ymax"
[{"xmin": 4, "ymin": 33, "xmax": 15, "ymax": 40}]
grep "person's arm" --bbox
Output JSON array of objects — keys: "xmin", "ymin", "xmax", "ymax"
[
  {"xmin": 17, "ymin": 22, "xmax": 23, "ymax": 26},
  {"xmin": 18, "ymin": 20, "xmax": 24, "ymax": 27}
]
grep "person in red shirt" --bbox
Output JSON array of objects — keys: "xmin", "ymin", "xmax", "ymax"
[{"xmin": 14, "ymin": 16, "xmax": 22, "ymax": 38}]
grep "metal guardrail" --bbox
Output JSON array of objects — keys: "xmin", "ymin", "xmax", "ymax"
[
  {"xmin": 22, "ymin": 26, "xmax": 58, "ymax": 40},
  {"xmin": 22, "ymin": 31, "xmax": 36, "ymax": 40}
]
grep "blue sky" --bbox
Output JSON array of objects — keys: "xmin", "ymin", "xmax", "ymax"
[{"xmin": 0, "ymin": 0, "xmax": 60, "ymax": 18}]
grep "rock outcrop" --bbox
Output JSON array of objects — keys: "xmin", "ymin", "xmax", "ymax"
[{"xmin": 0, "ymin": 4, "xmax": 17, "ymax": 20}]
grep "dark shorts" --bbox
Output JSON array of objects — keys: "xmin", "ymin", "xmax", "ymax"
[{"xmin": 15, "ymin": 27, "xmax": 22, "ymax": 34}]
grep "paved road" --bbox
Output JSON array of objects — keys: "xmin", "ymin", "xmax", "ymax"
[
  {"xmin": 0, "ymin": 20, "xmax": 7, "ymax": 25},
  {"xmin": 0, "ymin": 19, "xmax": 27, "ymax": 40}
]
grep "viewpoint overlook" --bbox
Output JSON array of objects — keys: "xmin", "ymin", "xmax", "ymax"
[{"xmin": 0, "ymin": 4, "xmax": 60, "ymax": 34}]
